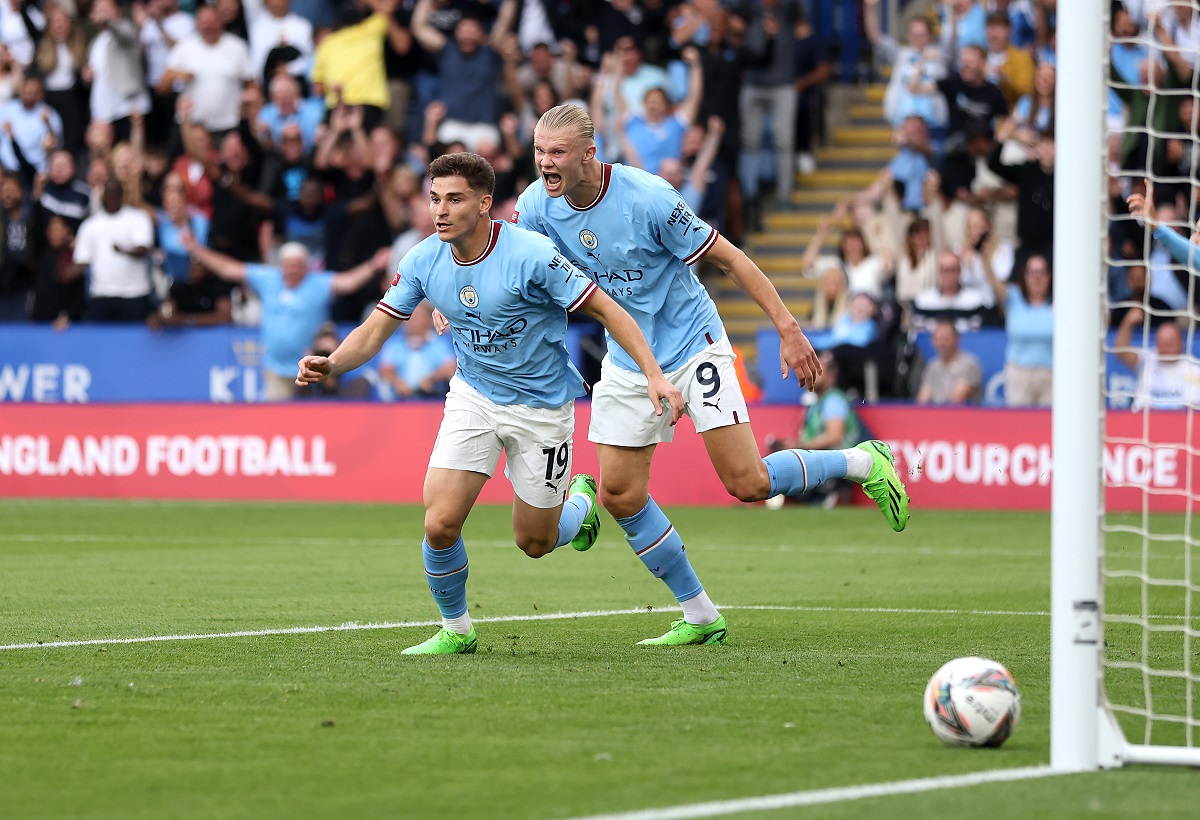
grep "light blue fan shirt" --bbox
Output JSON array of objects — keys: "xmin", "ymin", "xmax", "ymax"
[
  {"xmin": 377, "ymin": 221, "xmax": 597, "ymax": 409},
  {"xmin": 245, "ymin": 265, "xmax": 336, "ymax": 378},
  {"xmin": 513, "ymin": 162, "xmax": 723, "ymax": 373}
]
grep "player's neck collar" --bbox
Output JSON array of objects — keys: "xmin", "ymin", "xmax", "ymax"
[
  {"xmin": 451, "ymin": 221, "xmax": 502, "ymax": 266},
  {"xmin": 565, "ymin": 163, "xmax": 612, "ymax": 212}
]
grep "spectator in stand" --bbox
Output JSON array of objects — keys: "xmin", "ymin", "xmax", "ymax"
[
  {"xmin": 293, "ymin": 322, "xmax": 374, "ymax": 399},
  {"xmin": 257, "ymin": 73, "xmax": 324, "ymax": 151},
  {"xmin": 136, "ymin": 0, "xmax": 195, "ymax": 148},
  {"xmin": 263, "ymin": 121, "xmax": 312, "ymax": 208},
  {"xmin": 983, "ymin": 11, "xmax": 1034, "ymax": 110},
  {"xmin": 377, "ymin": 299, "xmax": 457, "ymax": 399},
  {"xmin": 996, "ymin": 60, "xmax": 1054, "ymax": 162},
  {"xmin": 916, "ymin": 319, "xmax": 983, "ymax": 405},
  {"xmin": 605, "ymin": 46, "xmax": 702, "ymax": 174},
  {"xmin": 154, "ymin": 172, "xmax": 209, "ymax": 282},
  {"xmin": 986, "ymin": 126, "xmax": 1053, "ymax": 259},
  {"xmin": 248, "ymin": 0, "xmax": 314, "ymax": 86},
  {"xmin": 956, "ymin": 205, "xmax": 1014, "ymax": 311},
  {"xmin": 181, "ymin": 236, "xmax": 390, "ymax": 400},
  {"xmin": 940, "ymin": 0, "xmax": 989, "ymax": 67},
  {"xmin": 1114, "ymin": 309, "xmax": 1200, "ymax": 411},
  {"xmin": 411, "ymin": 0, "xmax": 514, "ymax": 151},
  {"xmin": 73, "ymin": 179, "xmax": 156, "ymax": 322},
  {"xmin": 312, "ymin": 0, "xmax": 398, "ymax": 132},
  {"xmin": 691, "ymin": 6, "xmax": 766, "ymax": 244},
  {"xmin": 895, "ymin": 217, "xmax": 938, "ymax": 310},
  {"xmin": 385, "ymin": 178, "xmax": 433, "ymax": 277},
  {"xmin": 739, "ymin": 0, "xmax": 796, "ymax": 210},
  {"xmin": 35, "ymin": 3, "xmax": 87, "ymax": 157},
  {"xmin": 656, "ymin": 115, "xmax": 724, "ymax": 216},
  {"xmin": 0, "ymin": 73, "xmax": 61, "ymax": 175},
  {"xmin": 149, "ymin": 253, "xmax": 234, "ymax": 329},
  {"xmin": 803, "ymin": 201, "xmax": 888, "ymax": 300},
  {"xmin": 1151, "ymin": 95, "xmax": 1200, "ymax": 205},
  {"xmin": 859, "ymin": 115, "xmax": 935, "ymax": 215},
  {"xmin": 931, "ymin": 44, "xmax": 1008, "ymax": 155},
  {"xmin": 274, "ymin": 176, "xmax": 331, "ymax": 263},
  {"xmin": 161, "ymin": 4, "xmax": 256, "ymax": 137},
  {"xmin": 0, "ymin": 0, "xmax": 43, "ymax": 69},
  {"xmin": 807, "ymin": 290, "xmax": 879, "ymax": 352},
  {"xmin": 37, "ymin": 149, "xmax": 89, "ymax": 231},
  {"xmin": 0, "ymin": 170, "xmax": 33, "ymax": 318},
  {"xmin": 86, "ymin": 0, "xmax": 151, "ymax": 142},
  {"xmin": 29, "ymin": 213, "xmax": 80, "ymax": 327},
  {"xmin": 0, "ymin": 43, "xmax": 20, "ymax": 105},
  {"xmin": 179, "ymin": 98, "xmax": 273, "ymax": 263},
  {"xmin": 865, "ymin": 0, "xmax": 947, "ymax": 133},
  {"xmin": 805, "ymin": 256, "xmax": 849, "ymax": 331},
  {"xmin": 911, "ymin": 249, "xmax": 991, "ymax": 332},
  {"xmin": 791, "ymin": 6, "xmax": 831, "ymax": 177},
  {"xmin": 1108, "ymin": 262, "xmax": 1172, "ymax": 330},
  {"xmin": 981, "ymin": 250, "xmax": 1053, "ymax": 406},
  {"xmin": 509, "ymin": 39, "xmax": 575, "ymax": 104}
]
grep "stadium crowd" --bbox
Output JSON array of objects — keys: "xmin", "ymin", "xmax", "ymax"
[{"xmin": 0, "ymin": 0, "xmax": 1192, "ymax": 411}]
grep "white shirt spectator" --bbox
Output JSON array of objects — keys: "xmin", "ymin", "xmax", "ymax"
[
  {"xmin": 88, "ymin": 31, "xmax": 152, "ymax": 123},
  {"xmin": 74, "ymin": 206, "xmax": 156, "ymax": 299},
  {"xmin": 0, "ymin": 2, "xmax": 43, "ymax": 67},
  {"xmin": 249, "ymin": 7, "xmax": 313, "ymax": 80},
  {"xmin": 1132, "ymin": 351, "xmax": 1200, "ymax": 411},
  {"xmin": 0, "ymin": 98, "xmax": 62, "ymax": 173},
  {"xmin": 166, "ymin": 32, "xmax": 254, "ymax": 131},
  {"xmin": 140, "ymin": 11, "xmax": 197, "ymax": 88}
]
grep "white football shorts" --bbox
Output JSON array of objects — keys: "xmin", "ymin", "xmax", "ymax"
[
  {"xmin": 589, "ymin": 334, "xmax": 750, "ymax": 447},
  {"xmin": 430, "ymin": 376, "xmax": 575, "ymax": 509}
]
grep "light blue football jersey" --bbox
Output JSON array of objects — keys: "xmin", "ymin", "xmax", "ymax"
[
  {"xmin": 377, "ymin": 221, "xmax": 597, "ymax": 408},
  {"xmin": 513, "ymin": 162, "xmax": 723, "ymax": 372}
]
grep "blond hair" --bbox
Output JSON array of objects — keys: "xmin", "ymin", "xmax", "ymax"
[{"xmin": 535, "ymin": 104, "xmax": 595, "ymax": 145}]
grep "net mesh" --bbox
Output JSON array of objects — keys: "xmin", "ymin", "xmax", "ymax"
[{"xmin": 1104, "ymin": 0, "xmax": 1200, "ymax": 748}]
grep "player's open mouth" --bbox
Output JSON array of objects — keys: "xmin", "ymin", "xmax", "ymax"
[{"xmin": 542, "ymin": 172, "xmax": 562, "ymax": 191}]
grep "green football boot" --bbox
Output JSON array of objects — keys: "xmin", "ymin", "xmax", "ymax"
[
  {"xmin": 637, "ymin": 616, "xmax": 728, "ymax": 646},
  {"xmin": 856, "ymin": 440, "xmax": 910, "ymax": 533},
  {"xmin": 568, "ymin": 474, "xmax": 600, "ymax": 552},
  {"xmin": 401, "ymin": 627, "xmax": 478, "ymax": 655}
]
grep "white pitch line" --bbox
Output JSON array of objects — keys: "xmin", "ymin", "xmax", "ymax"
[
  {"xmin": 557, "ymin": 765, "xmax": 1061, "ymax": 820},
  {"xmin": 0, "ymin": 604, "xmax": 1050, "ymax": 652}
]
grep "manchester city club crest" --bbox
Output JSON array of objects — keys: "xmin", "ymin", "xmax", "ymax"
[
  {"xmin": 579, "ymin": 229, "xmax": 598, "ymax": 250},
  {"xmin": 459, "ymin": 285, "xmax": 479, "ymax": 308}
]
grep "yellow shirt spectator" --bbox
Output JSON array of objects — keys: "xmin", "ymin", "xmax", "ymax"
[{"xmin": 312, "ymin": 12, "xmax": 389, "ymax": 110}]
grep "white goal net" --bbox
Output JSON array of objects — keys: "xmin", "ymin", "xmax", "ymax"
[{"xmin": 1086, "ymin": 0, "xmax": 1200, "ymax": 767}]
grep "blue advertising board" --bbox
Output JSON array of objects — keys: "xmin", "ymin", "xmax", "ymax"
[{"xmin": 0, "ymin": 324, "xmax": 588, "ymax": 403}]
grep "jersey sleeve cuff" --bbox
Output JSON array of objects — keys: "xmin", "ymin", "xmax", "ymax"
[
  {"xmin": 567, "ymin": 281, "xmax": 598, "ymax": 313},
  {"xmin": 375, "ymin": 302, "xmax": 410, "ymax": 321},
  {"xmin": 683, "ymin": 228, "xmax": 719, "ymax": 266}
]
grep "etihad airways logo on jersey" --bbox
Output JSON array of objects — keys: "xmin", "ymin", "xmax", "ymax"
[{"xmin": 459, "ymin": 318, "xmax": 529, "ymax": 354}]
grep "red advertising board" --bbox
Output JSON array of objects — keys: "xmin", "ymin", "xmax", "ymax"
[{"xmin": 0, "ymin": 403, "xmax": 1195, "ymax": 511}]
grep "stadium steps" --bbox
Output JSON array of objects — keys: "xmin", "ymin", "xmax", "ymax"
[{"xmin": 718, "ymin": 83, "xmax": 892, "ymax": 360}]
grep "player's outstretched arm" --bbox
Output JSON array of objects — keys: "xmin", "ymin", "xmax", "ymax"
[
  {"xmin": 577, "ymin": 290, "xmax": 686, "ymax": 425},
  {"xmin": 705, "ymin": 234, "xmax": 822, "ymax": 390},
  {"xmin": 297, "ymin": 309, "xmax": 402, "ymax": 387}
]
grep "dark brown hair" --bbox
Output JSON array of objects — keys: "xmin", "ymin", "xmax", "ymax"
[{"xmin": 428, "ymin": 152, "xmax": 496, "ymax": 197}]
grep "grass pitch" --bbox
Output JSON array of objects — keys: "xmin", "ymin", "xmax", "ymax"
[{"xmin": 0, "ymin": 500, "xmax": 1196, "ymax": 819}]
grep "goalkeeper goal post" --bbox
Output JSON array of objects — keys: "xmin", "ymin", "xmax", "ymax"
[{"xmin": 1053, "ymin": 0, "xmax": 1200, "ymax": 771}]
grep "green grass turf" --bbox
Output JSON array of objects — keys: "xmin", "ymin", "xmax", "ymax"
[{"xmin": 0, "ymin": 501, "xmax": 1196, "ymax": 819}]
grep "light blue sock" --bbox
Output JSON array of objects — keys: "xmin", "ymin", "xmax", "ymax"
[
  {"xmin": 554, "ymin": 493, "xmax": 591, "ymax": 548},
  {"xmin": 421, "ymin": 537, "xmax": 468, "ymax": 619},
  {"xmin": 764, "ymin": 449, "xmax": 849, "ymax": 496},
  {"xmin": 616, "ymin": 496, "xmax": 703, "ymax": 602}
]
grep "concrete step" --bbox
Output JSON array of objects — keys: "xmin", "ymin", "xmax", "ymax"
[
  {"xmin": 794, "ymin": 168, "xmax": 880, "ymax": 187},
  {"xmin": 815, "ymin": 145, "xmax": 895, "ymax": 162},
  {"xmin": 832, "ymin": 125, "xmax": 893, "ymax": 145},
  {"xmin": 788, "ymin": 188, "xmax": 862, "ymax": 205},
  {"xmin": 717, "ymin": 272, "xmax": 817, "ymax": 293},
  {"xmin": 863, "ymin": 84, "xmax": 886, "ymax": 103},
  {"xmin": 718, "ymin": 298, "xmax": 813, "ymax": 318},
  {"xmin": 847, "ymin": 103, "xmax": 886, "ymax": 120}
]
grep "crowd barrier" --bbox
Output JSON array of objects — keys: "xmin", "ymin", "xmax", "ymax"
[{"xmin": 1, "ymin": 403, "xmax": 1192, "ymax": 512}]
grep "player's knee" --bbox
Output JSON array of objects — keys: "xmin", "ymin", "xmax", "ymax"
[
  {"xmin": 423, "ymin": 511, "xmax": 462, "ymax": 549},
  {"xmin": 516, "ymin": 535, "xmax": 554, "ymax": 558},
  {"xmin": 724, "ymin": 472, "xmax": 771, "ymax": 503},
  {"xmin": 598, "ymin": 483, "xmax": 643, "ymax": 520}
]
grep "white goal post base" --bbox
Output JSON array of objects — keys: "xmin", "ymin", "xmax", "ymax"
[{"xmin": 1094, "ymin": 706, "xmax": 1200, "ymax": 769}]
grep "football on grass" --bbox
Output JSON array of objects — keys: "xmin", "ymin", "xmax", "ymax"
[{"xmin": 923, "ymin": 656, "xmax": 1021, "ymax": 747}]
